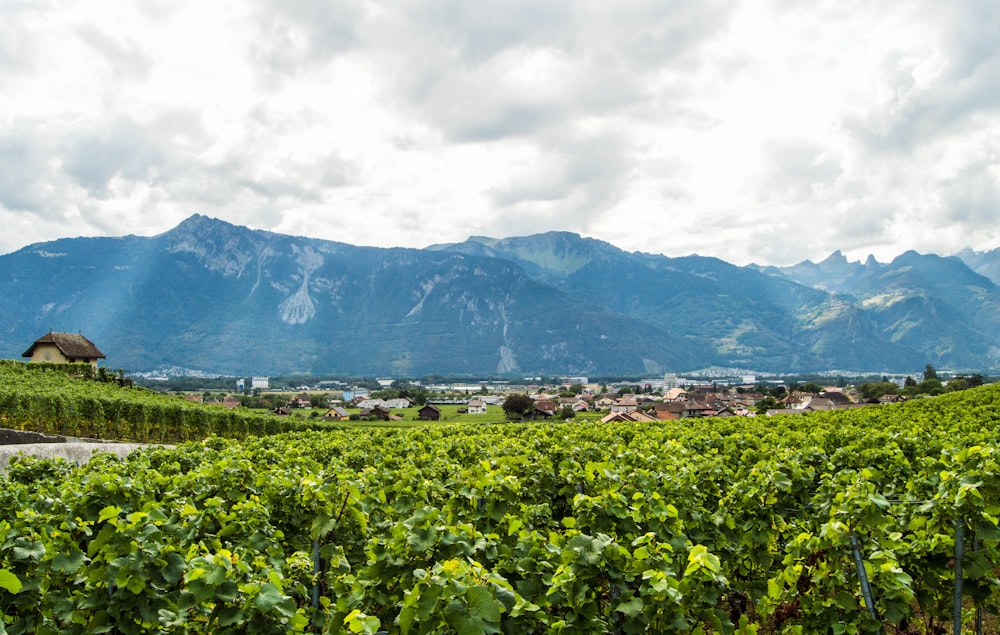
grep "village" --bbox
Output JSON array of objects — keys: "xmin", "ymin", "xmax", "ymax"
[
  {"xmin": 18, "ymin": 330, "xmax": 963, "ymax": 426},
  {"xmin": 329, "ymin": 380, "xmax": 904, "ymax": 422},
  {"xmin": 176, "ymin": 373, "xmax": 920, "ymax": 425}
]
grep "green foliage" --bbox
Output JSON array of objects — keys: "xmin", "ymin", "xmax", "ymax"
[
  {"xmin": 916, "ymin": 377, "xmax": 944, "ymax": 395},
  {"xmin": 859, "ymin": 381, "xmax": 899, "ymax": 400},
  {"xmin": 797, "ymin": 381, "xmax": 820, "ymax": 394},
  {"xmin": 4, "ymin": 377, "xmax": 1000, "ymax": 631},
  {"xmin": 557, "ymin": 405, "xmax": 576, "ymax": 420},
  {"xmin": 754, "ymin": 396, "xmax": 780, "ymax": 415},
  {"xmin": 0, "ymin": 360, "xmax": 335, "ymax": 444},
  {"xmin": 501, "ymin": 394, "xmax": 533, "ymax": 421},
  {"xmin": 966, "ymin": 373, "xmax": 986, "ymax": 388},
  {"xmin": 946, "ymin": 377, "xmax": 968, "ymax": 392}
]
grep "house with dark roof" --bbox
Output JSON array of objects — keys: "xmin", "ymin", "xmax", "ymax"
[
  {"xmin": 532, "ymin": 399, "xmax": 557, "ymax": 419},
  {"xmin": 362, "ymin": 405, "xmax": 392, "ymax": 421},
  {"xmin": 819, "ymin": 390, "xmax": 854, "ymax": 406},
  {"xmin": 653, "ymin": 400, "xmax": 713, "ymax": 419},
  {"xmin": 533, "ymin": 399, "xmax": 557, "ymax": 414},
  {"xmin": 418, "ymin": 404, "xmax": 441, "ymax": 421},
  {"xmin": 22, "ymin": 331, "xmax": 106, "ymax": 368},
  {"xmin": 530, "ymin": 406, "xmax": 555, "ymax": 419}
]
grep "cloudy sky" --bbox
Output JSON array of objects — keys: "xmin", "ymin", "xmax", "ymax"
[{"xmin": 2, "ymin": 1, "xmax": 999, "ymax": 265}]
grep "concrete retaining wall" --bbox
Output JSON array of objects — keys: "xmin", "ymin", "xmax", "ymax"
[
  {"xmin": 1, "ymin": 428, "xmax": 169, "ymax": 473},
  {"xmin": 0, "ymin": 442, "xmax": 154, "ymax": 473}
]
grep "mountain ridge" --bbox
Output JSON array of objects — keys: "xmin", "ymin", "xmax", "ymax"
[{"xmin": 1, "ymin": 214, "xmax": 998, "ymax": 376}]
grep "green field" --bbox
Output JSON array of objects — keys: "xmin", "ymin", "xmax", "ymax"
[{"xmin": 333, "ymin": 404, "xmax": 605, "ymax": 426}]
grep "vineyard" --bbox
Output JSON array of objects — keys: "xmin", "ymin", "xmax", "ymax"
[
  {"xmin": 0, "ymin": 361, "xmax": 332, "ymax": 443},
  {"xmin": 2, "ymin": 368, "xmax": 1000, "ymax": 633}
]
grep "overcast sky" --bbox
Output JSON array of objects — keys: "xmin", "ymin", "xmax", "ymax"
[{"xmin": 2, "ymin": 1, "xmax": 999, "ymax": 266}]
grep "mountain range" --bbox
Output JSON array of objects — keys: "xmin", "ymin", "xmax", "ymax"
[{"xmin": 1, "ymin": 214, "xmax": 999, "ymax": 377}]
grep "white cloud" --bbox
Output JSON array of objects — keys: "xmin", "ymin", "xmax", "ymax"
[{"xmin": 1, "ymin": 0, "xmax": 999, "ymax": 266}]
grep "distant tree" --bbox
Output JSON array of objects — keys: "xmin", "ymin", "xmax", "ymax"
[
  {"xmin": 619, "ymin": 386, "xmax": 633, "ymax": 395},
  {"xmin": 502, "ymin": 394, "xmax": 534, "ymax": 420},
  {"xmin": 946, "ymin": 377, "xmax": 968, "ymax": 392},
  {"xmin": 904, "ymin": 376, "xmax": 917, "ymax": 387},
  {"xmin": 568, "ymin": 383, "xmax": 584, "ymax": 395},
  {"xmin": 239, "ymin": 394, "xmax": 275, "ymax": 409},
  {"xmin": 558, "ymin": 405, "xmax": 576, "ymax": 420},
  {"xmin": 859, "ymin": 383, "xmax": 877, "ymax": 401},
  {"xmin": 755, "ymin": 396, "xmax": 781, "ymax": 415},
  {"xmin": 923, "ymin": 364, "xmax": 938, "ymax": 381},
  {"xmin": 968, "ymin": 373, "xmax": 986, "ymax": 388},
  {"xmin": 859, "ymin": 382, "xmax": 898, "ymax": 401},
  {"xmin": 803, "ymin": 382, "xmax": 823, "ymax": 394},
  {"xmin": 560, "ymin": 391, "xmax": 576, "ymax": 399},
  {"xmin": 917, "ymin": 377, "xmax": 944, "ymax": 395},
  {"xmin": 413, "ymin": 390, "xmax": 430, "ymax": 406},
  {"xmin": 309, "ymin": 394, "xmax": 327, "ymax": 408}
]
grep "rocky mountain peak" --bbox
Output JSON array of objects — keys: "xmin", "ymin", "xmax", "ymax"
[{"xmin": 162, "ymin": 214, "xmax": 269, "ymax": 278}]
